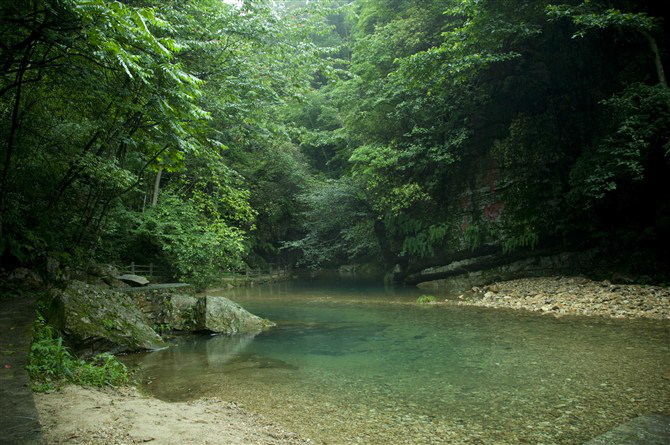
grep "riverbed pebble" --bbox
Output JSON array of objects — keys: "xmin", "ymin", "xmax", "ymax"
[{"xmin": 451, "ymin": 276, "xmax": 670, "ymax": 319}]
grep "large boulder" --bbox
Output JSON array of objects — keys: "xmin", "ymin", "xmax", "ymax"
[
  {"xmin": 163, "ymin": 294, "xmax": 199, "ymax": 331},
  {"xmin": 129, "ymin": 290, "xmax": 273, "ymax": 335},
  {"xmin": 195, "ymin": 296, "xmax": 275, "ymax": 335},
  {"xmin": 129, "ymin": 290, "xmax": 199, "ymax": 331},
  {"xmin": 50, "ymin": 281, "xmax": 166, "ymax": 355}
]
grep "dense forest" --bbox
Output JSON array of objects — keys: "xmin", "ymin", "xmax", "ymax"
[{"xmin": 1, "ymin": 0, "xmax": 668, "ymax": 286}]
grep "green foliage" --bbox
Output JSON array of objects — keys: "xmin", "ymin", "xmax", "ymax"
[
  {"xmin": 28, "ymin": 316, "xmax": 128, "ymax": 391},
  {"xmin": 546, "ymin": 2, "xmax": 659, "ymax": 38},
  {"xmin": 491, "ymin": 113, "xmax": 567, "ymax": 250},
  {"xmin": 282, "ymin": 0, "xmax": 670, "ymax": 271},
  {"xmin": 416, "ymin": 295, "xmax": 436, "ymax": 304},
  {"xmin": 0, "ymin": 0, "xmax": 211, "ymax": 266},
  {"xmin": 108, "ymin": 190, "xmax": 248, "ymax": 287},
  {"xmin": 0, "ymin": 0, "xmax": 332, "ymax": 274},
  {"xmin": 501, "ymin": 226, "xmax": 540, "ymax": 255},
  {"xmin": 154, "ymin": 323, "xmax": 172, "ymax": 335},
  {"xmin": 2, "ymin": 0, "xmax": 669, "ymax": 279},
  {"xmin": 232, "ymin": 143, "xmax": 311, "ymax": 261},
  {"xmin": 281, "ymin": 178, "xmax": 379, "ymax": 268},
  {"xmin": 395, "ymin": 219, "xmax": 449, "ymax": 258},
  {"xmin": 568, "ymin": 83, "xmax": 670, "ymax": 206},
  {"xmin": 463, "ymin": 223, "xmax": 483, "ymax": 252}
]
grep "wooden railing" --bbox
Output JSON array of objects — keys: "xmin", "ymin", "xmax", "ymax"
[
  {"xmin": 122, "ymin": 262, "xmax": 167, "ymax": 277},
  {"xmin": 122, "ymin": 262, "xmax": 290, "ymax": 280},
  {"xmin": 220, "ymin": 263, "xmax": 291, "ymax": 279}
]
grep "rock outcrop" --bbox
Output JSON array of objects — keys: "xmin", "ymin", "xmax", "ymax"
[
  {"xmin": 50, "ymin": 281, "xmax": 166, "ymax": 355},
  {"xmin": 195, "ymin": 296, "xmax": 275, "ymax": 335},
  {"xmin": 47, "ymin": 281, "xmax": 274, "ymax": 356},
  {"xmin": 129, "ymin": 289, "xmax": 198, "ymax": 331},
  {"xmin": 413, "ymin": 250, "xmax": 598, "ymax": 294},
  {"xmin": 130, "ymin": 290, "xmax": 274, "ymax": 335},
  {"xmin": 115, "ymin": 274, "xmax": 150, "ymax": 287}
]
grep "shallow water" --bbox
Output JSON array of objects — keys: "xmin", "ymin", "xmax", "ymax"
[{"xmin": 123, "ymin": 276, "xmax": 670, "ymax": 445}]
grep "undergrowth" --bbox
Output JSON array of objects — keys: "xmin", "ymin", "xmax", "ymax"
[
  {"xmin": 416, "ymin": 295, "xmax": 436, "ymax": 304},
  {"xmin": 27, "ymin": 315, "xmax": 129, "ymax": 391}
]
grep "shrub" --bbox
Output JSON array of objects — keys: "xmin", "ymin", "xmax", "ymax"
[
  {"xmin": 416, "ymin": 295, "xmax": 436, "ymax": 304},
  {"xmin": 27, "ymin": 316, "xmax": 128, "ymax": 391}
]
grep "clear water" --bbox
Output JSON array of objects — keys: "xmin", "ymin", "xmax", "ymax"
[{"xmin": 122, "ymin": 276, "xmax": 670, "ymax": 445}]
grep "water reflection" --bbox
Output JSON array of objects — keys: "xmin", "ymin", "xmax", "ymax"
[{"xmin": 131, "ymin": 334, "xmax": 256, "ymax": 373}]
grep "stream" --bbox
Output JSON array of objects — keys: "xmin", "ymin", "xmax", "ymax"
[{"xmin": 122, "ymin": 275, "xmax": 670, "ymax": 444}]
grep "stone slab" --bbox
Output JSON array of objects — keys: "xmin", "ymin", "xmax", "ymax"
[
  {"xmin": 0, "ymin": 295, "xmax": 42, "ymax": 444},
  {"xmin": 119, "ymin": 282, "xmax": 191, "ymax": 292},
  {"xmin": 584, "ymin": 415, "xmax": 670, "ymax": 445}
]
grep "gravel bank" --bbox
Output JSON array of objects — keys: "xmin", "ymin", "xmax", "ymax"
[
  {"xmin": 35, "ymin": 385, "xmax": 311, "ymax": 445},
  {"xmin": 451, "ymin": 276, "xmax": 670, "ymax": 319}
]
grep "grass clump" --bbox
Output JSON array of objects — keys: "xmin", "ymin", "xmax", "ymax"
[
  {"xmin": 27, "ymin": 315, "xmax": 128, "ymax": 391},
  {"xmin": 416, "ymin": 295, "xmax": 437, "ymax": 304}
]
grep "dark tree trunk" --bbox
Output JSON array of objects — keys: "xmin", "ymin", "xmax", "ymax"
[
  {"xmin": 373, "ymin": 219, "xmax": 395, "ymax": 266},
  {"xmin": 0, "ymin": 45, "xmax": 32, "ymax": 241},
  {"xmin": 643, "ymin": 31, "xmax": 667, "ymax": 89}
]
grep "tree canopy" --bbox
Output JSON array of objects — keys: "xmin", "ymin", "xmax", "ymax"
[{"xmin": 1, "ymin": 0, "xmax": 668, "ymax": 283}]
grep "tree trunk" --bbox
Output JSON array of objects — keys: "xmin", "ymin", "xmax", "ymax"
[
  {"xmin": 0, "ymin": 46, "xmax": 32, "ymax": 241},
  {"xmin": 643, "ymin": 31, "xmax": 667, "ymax": 89},
  {"xmin": 151, "ymin": 168, "xmax": 162, "ymax": 207},
  {"xmin": 373, "ymin": 219, "xmax": 395, "ymax": 266}
]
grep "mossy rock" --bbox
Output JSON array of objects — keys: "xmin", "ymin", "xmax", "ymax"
[
  {"xmin": 52, "ymin": 281, "xmax": 165, "ymax": 355},
  {"xmin": 165, "ymin": 294, "xmax": 199, "ymax": 331},
  {"xmin": 127, "ymin": 290, "xmax": 273, "ymax": 336}
]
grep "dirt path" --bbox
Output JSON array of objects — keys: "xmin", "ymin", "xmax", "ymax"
[{"xmin": 35, "ymin": 385, "xmax": 312, "ymax": 445}]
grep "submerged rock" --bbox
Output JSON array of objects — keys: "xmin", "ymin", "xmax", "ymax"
[{"xmin": 50, "ymin": 281, "xmax": 166, "ymax": 355}]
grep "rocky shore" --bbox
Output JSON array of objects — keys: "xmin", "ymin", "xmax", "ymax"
[{"xmin": 450, "ymin": 276, "xmax": 670, "ymax": 320}]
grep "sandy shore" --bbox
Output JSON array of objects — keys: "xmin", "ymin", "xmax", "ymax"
[
  {"xmin": 450, "ymin": 276, "xmax": 670, "ymax": 320},
  {"xmin": 35, "ymin": 385, "xmax": 311, "ymax": 445}
]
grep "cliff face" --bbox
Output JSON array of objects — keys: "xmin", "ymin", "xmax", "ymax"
[
  {"xmin": 397, "ymin": 153, "xmax": 597, "ymax": 292},
  {"xmin": 412, "ymin": 250, "xmax": 598, "ymax": 294},
  {"xmin": 440, "ymin": 155, "xmax": 507, "ymax": 254}
]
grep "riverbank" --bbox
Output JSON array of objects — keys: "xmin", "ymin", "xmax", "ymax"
[
  {"xmin": 25, "ymin": 274, "xmax": 670, "ymax": 444},
  {"xmin": 35, "ymin": 385, "xmax": 311, "ymax": 445},
  {"xmin": 449, "ymin": 276, "xmax": 670, "ymax": 320}
]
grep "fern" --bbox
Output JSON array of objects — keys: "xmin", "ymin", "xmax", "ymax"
[{"xmin": 501, "ymin": 226, "xmax": 539, "ymax": 254}]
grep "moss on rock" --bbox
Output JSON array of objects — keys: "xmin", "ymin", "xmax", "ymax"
[{"xmin": 52, "ymin": 281, "xmax": 166, "ymax": 355}]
